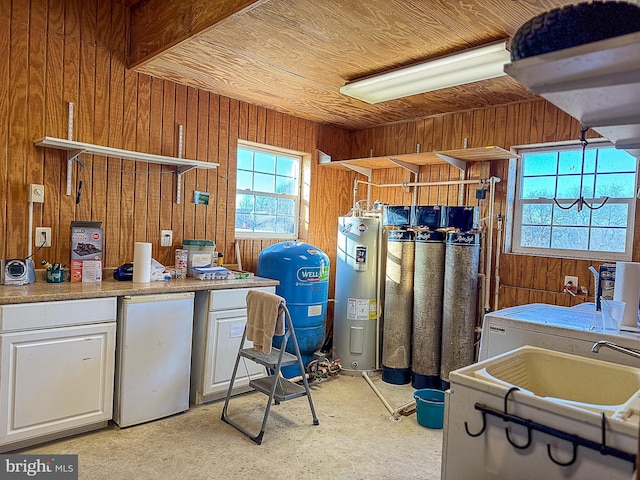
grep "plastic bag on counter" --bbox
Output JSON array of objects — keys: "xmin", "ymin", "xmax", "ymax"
[{"xmin": 150, "ymin": 258, "xmax": 171, "ymax": 281}]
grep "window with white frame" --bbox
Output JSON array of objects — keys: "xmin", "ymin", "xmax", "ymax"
[
  {"xmin": 235, "ymin": 142, "xmax": 301, "ymax": 239},
  {"xmin": 512, "ymin": 141, "xmax": 637, "ymax": 261}
]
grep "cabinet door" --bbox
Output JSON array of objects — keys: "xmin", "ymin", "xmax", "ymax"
[
  {"xmin": 0, "ymin": 323, "xmax": 116, "ymax": 445},
  {"xmin": 203, "ymin": 309, "xmax": 265, "ymax": 397}
]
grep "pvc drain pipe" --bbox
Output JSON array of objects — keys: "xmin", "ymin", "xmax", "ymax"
[{"xmin": 362, "ymin": 372, "xmax": 410, "ymax": 422}]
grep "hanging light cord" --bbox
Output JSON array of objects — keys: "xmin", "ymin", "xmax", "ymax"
[{"xmin": 553, "ymin": 128, "xmax": 609, "ymax": 213}]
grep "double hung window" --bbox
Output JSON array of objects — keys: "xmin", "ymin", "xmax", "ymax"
[
  {"xmin": 235, "ymin": 143, "xmax": 301, "ymax": 239},
  {"xmin": 512, "ymin": 142, "xmax": 637, "ymax": 261}
]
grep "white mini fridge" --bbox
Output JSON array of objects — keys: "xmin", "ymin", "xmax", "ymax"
[
  {"xmin": 114, "ymin": 293, "xmax": 194, "ymax": 427},
  {"xmin": 479, "ymin": 303, "xmax": 640, "ymax": 367}
]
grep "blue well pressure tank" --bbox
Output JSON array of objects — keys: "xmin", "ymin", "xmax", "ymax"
[{"xmin": 257, "ymin": 241, "xmax": 330, "ymax": 377}]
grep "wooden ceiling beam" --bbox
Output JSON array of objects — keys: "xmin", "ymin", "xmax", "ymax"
[{"xmin": 128, "ymin": 0, "xmax": 264, "ymax": 69}]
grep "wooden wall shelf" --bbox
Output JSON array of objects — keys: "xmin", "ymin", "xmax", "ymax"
[
  {"xmin": 320, "ymin": 146, "xmax": 515, "ymax": 177},
  {"xmin": 504, "ymin": 31, "xmax": 640, "ymax": 159},
  {"xmin": 35, "ymin": 136, "xmax": 218, "ymax": 171},
  {"xmin": 35, "ymin": 136, "xmax": 218, "ymax": 203}
]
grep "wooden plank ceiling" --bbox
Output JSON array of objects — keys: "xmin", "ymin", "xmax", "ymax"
[{"xmin": 128, "ymin": 0, "xmax": 577, "ymax": 130}]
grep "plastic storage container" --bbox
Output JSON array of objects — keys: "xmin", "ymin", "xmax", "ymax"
[{"xmin": 182, "ymin": 239, "xmax": 216, "ymax": 277}]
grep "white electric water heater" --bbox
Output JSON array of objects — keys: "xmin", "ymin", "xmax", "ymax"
[{"xmin": 333, "ymin": 216, "xmax": 381, "ymax": 371}]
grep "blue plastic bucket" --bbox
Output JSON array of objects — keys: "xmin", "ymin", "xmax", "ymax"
[{"xmin": 414, "ymin": 389, "xmax": 445, "ymax": 429}]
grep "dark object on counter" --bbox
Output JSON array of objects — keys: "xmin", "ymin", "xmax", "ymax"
[
  {"xmin": 113, "ymin": 263, "xmax": 134, "ymax": 281},
  {"xmin": 510, "ymin": 1, "xmax": 640, "ymax": 61}
]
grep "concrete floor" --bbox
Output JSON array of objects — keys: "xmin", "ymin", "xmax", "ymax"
[{"xmin": 19, "ymin": 374, "xmax": 442, "ymax": 479}]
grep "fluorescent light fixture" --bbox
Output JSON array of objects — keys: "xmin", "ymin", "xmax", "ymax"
[{"xmin": 340, "ymin": 41, "xmax": 510, "ymax": 104}]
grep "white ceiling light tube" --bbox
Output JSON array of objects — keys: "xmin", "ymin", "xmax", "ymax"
[{"xmin": 340, "ymin": 41, "xmax": 510, "ymax": 104}]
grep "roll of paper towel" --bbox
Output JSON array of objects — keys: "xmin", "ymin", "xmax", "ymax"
[
  {"xmin": 613, "ymin": 261, "xmax": 640, "ymax": 328},
  {"xmin": 133, "ymin": 242, "xmax": 152, "ymax": 283}
]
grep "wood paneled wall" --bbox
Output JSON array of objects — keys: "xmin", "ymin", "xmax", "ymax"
[
  {"xmin": 0, "ymin": 0, "xmax": 214, "ymax": 266},
  {"xmin": 1, "ymin": 0, "xmax": 634, "ymax": 316},
  {"xmin": 335, "ymin": 100, "xmax": 638, "ymax": 311},
  {"xmin": 0, "ymin": 0, "xmax": 352, "ymax": 278}
]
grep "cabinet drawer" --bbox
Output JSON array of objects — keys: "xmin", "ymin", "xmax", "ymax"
[
  {"xmin": 208, "ymin": 287, "xmax": 275, "ymax": 311},
  {"xmin": 0, "ymin": 297, "xmax": 117, "ymax": 332}
]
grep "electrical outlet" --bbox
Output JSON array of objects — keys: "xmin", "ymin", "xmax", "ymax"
[
  {"xmin": 29, "ymin": 184, "xmax": 45, "ymax": 203},
  {"xmin": 35, "ymin": 227, "xmax": 52, "ymax": 247},
  {"xmin": 161, "ymin": 230, "xmax": 173, "ymax": 247}
]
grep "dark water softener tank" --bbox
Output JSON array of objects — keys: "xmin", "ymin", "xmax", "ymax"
[{"xmin": 257, "ymin": 241, "xmax": 330, "ymax": 377}]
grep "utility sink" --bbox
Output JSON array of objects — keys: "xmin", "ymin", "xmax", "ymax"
[
  {"xmin": 444, "ymin": 345, "xmax": 640, "ymax": 479},
  {"xmin": 472, "ymin": 346, "xmax": 640, "ymax": 415}
]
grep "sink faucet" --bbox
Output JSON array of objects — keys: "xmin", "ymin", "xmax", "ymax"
[{"xmin": 591, "ymin": 340, "xmax": 640, "ymax": 360}]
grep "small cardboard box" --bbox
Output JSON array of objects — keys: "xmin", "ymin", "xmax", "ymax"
[
  {"xmin": 174, "ymin": 249, "xmax": 188, "ymax": 279},
  {"xmin": 70, "ymin": 221, "xmax": 103, "ymax": 283},
  {"xmin": 227, "ymin": 269, "xmax": 254, "ymax": 280}
]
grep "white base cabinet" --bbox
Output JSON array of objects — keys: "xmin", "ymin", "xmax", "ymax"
[
  {"xmin": 191, "ymin": 287, "xmax": 274, "ymax": 404},
  {"xmin": 0, "ymin": 298, "xmax": 116, "ymax": 451}
]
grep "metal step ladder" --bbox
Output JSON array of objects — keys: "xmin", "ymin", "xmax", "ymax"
[{"xmin": 221, "ymin": 302, "xmax": 319, "ymax": 444}]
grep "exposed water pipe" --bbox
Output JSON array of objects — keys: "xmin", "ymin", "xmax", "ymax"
[
  {"xmin": 27, "ymin": 201, "xmax": 34, "ymax": 257},
  {"xmin": 376, "ymin": 219, "xmax": 384, "ymax": 370},
  {"xmin": 478, "ymin": 227, "xmax": 486, "ymax": 299},
  {"xmin": 352, "ymin": 177, "xmax": 497, "ymax": 209},
  {"xmin": 477, "ymin": 272, "xmax": 486, "ymax": 329},
  {"xmin": 484, "ymin": 177, "xmax": 498, "ymax": 315},
  {"xmin": 361, "ymin": 372, "xmax": 414, "ymax": 422},
  {"xmin": 362, "ymin": 372, "xmax": 395, "ymax": 416},
  {"xmin": 493, "ymin": 214, "xmax": 503, "ymax": 312}
]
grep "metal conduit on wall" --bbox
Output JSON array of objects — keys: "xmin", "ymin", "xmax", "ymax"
[
  {"xmin": 412, "ymin": 230, "xmax": 446, "ymax": 389},
  {"xmin": 382, "ymin": 229, "xmax": 415, "ymax": 385},
  {"xmin": 440, "ymin": 232, "xmax": 480, "ymax": 385}
]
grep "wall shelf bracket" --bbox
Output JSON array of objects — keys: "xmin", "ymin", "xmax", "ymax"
[
  {"xmin": 435, "ymin": 153, "xmax": 467, "ymax": 171},
  {"xmin": 66, "ymin": 149, "xmax": 86, "ymax": 196},
  {"xmin": 344, "ymin": 164, "xmax": 372, "ymax": 179},
  {"xmin": 175, "ymin": 165, "xmax": 196, "ymax": 175},
  {"xmin": 389, "ymin": 157, "xmax": 420, "ymax": 175}
]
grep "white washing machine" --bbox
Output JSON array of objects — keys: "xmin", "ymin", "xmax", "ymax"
[{"xmin": 479, "ymin": 303, "xmax": 640, "ymax": 367}]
